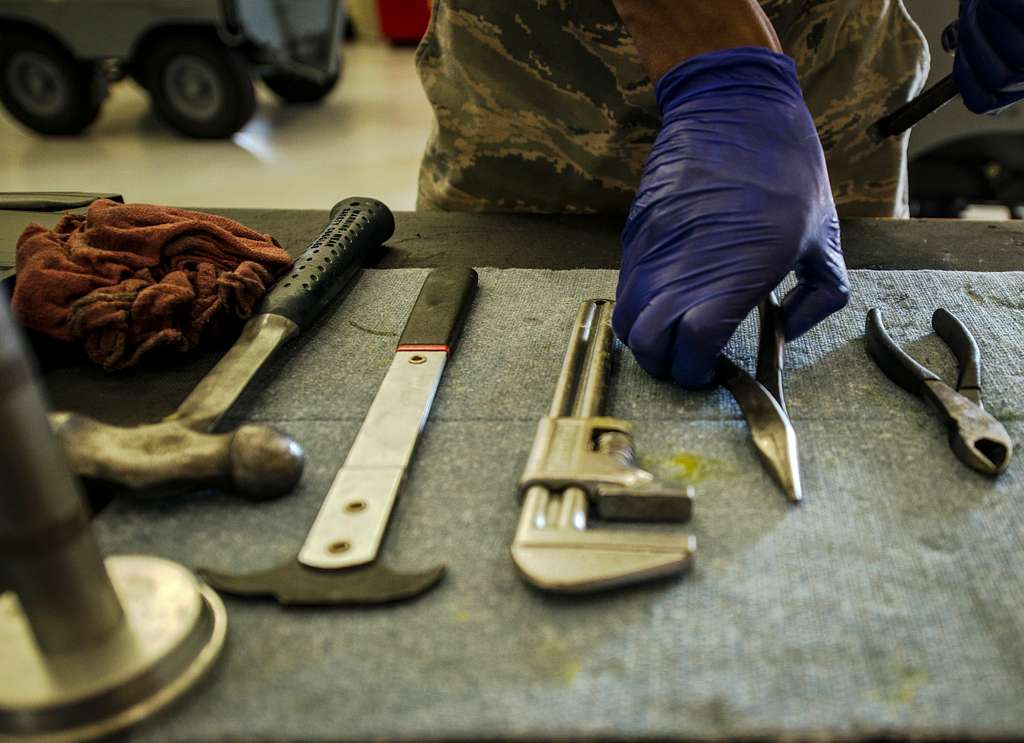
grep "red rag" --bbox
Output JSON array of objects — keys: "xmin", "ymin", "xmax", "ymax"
[{"xmin": 12, "ymin": 199, "xmax": 293, "ymax": 370}]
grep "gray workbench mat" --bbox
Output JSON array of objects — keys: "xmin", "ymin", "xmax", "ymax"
[{"xmin": 93, "ymin": 268, "xmax": 1024, "ymax": 742}]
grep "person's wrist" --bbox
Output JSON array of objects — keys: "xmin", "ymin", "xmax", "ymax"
[
  {"xmin": 654, "ymin": 47, "xmax": 804, "ymax": 118},
  {"xmin": 612, "ymin": 0, "xmax": 782, "ymax": 82}
]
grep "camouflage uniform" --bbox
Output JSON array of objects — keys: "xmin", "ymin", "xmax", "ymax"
[{"xmin": 415, "ymin": 0, "xmax": 930, "ymax": 217}]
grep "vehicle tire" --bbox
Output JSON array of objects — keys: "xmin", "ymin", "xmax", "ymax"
[
  {"xmin": 0, "ymin": 30, "xmax": 105, "ymax": 135},
  {"xmin": 142, "ymin": 33, "xmax": 255, "ymax": 139},
  {"xmin": 261, "ymin": 66, "xmax": 340, "ymax": 104}
]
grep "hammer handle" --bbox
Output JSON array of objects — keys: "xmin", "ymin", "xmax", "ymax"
[{"xmin": 258, "ymin": 197, "xmax": 395, "ymax": 330}]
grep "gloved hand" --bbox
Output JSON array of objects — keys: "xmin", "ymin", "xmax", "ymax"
[
  {"xmin": 614, "ymin": 48, "xmax": 849, "ymax": 388},
  {"xmin": 955, "ymin": 0, "xmax": 1024, "ymax": 114}
]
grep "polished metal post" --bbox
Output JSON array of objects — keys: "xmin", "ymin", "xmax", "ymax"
[
  {"xmin": 0, "ymin": 293, "xmax": 227, "ymax": 742},
  {"xmin": 0, "ymin": 297, "xmax": 123, "ymax": 652}
]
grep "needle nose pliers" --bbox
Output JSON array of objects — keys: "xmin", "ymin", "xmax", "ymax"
[
  {"xmin": 866, "ymin": 308, "xmax": 1013, "ymax": 476},
  {"xmin": 717, "ymin": 291, "xmax": 801, "ymax": 502}
]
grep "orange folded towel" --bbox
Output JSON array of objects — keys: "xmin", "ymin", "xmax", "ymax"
[{"xmin": 12, "ymin": 199, "xmax": 292, "ymax": 370}]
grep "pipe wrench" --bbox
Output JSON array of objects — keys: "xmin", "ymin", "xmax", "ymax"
[{"xmin": 512, "ymin": 299, "xmax": 695, "ymax": 594}]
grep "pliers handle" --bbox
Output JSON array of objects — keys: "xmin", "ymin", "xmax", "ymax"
[
  {"xmin": 932, "ymin": 309, "xmax": 981, "ymax": 405},
  {"xmin": 865, "ymin": 309, "xmax": 1012, "ymax": 476},
  {"xmin": 757, "ymin": 291, "xmax": 786, "ymax": 408}
]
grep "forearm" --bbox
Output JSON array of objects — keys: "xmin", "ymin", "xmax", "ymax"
[{"xmin": 612, "ymin": 0, "xmax": 782, "ymax": 81}]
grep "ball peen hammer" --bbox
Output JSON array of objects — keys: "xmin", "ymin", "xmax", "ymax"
[{"xmin": 50, "ymin": 197, "xmax": 395, "ymax": 501}]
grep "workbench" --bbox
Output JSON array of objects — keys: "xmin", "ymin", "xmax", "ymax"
[{"xmin": 7, "ymin": 210, "xmax": 1024, "ymax": 741}]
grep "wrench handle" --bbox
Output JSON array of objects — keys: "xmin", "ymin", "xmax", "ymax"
[
  {"xmin": 867, "ymin": 74, "xmax": 960, "ymax": 143},
  {"xmin": 258, "ymin": 197, "xmax": 395, "ymax": 330},
  {"xmin": 867, "ymin": 21, "xmax": 960, "ymax": 143}
]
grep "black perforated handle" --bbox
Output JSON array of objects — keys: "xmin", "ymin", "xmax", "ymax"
[
  {"xmin": 257, "ymin": 197, "xmax": 395, "ymax": 330},
  {"xmin": 397, "ymin": 267, "xmax": 478, "ymax": 354}
]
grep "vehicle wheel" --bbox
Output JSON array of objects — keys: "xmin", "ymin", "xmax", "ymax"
[
  {"xmin": 143, "ymin": 33, "xmax": 255, "ymax": 139},
  {"xmin": 0, "ymin": 31, "xmax": 105, "ymax": 135},
  {"xmin": 261, "ymin": 66, "xmax": 340, "ymax": 104}
]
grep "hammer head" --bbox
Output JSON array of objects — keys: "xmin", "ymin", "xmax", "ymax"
[
  {"xmin": 50, "ymin": 412, "xmax": 304, "ymax": 500},
  {"xmin": 197, "ymin": 559, "xmax": 445, "ymax": 605}
]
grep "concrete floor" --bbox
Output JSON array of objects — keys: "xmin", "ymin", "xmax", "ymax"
[{"xmin": 0, "ymin": 43, "xmax": 432, "ymax": 211}]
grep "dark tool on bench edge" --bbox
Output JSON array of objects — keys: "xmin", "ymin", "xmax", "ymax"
[
  {"xmin": 868, "ymin": 22, "xmax": 960, "ymax": 143},
  {"xmin": 866, "ymin": 307, "xmax": 1012, "ymax": 476},
  {"xmin": 200, "ymin": 267, "xmax": 479, "ymax": 605},
  {"xmin": 52, "ymin": 197, "xmax": 395, "ymax": 501},
  {"xmin": 717, "ymin": 291, "xmax": 802, "ymax": 502}
]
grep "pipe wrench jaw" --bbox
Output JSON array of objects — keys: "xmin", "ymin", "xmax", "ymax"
[
  {"xmin": 511, "ymin": 527, "xmax": 697, "ymax": 594},
  {"xmin": 519, "ymin": 416, "xmax": 694, "ymax": 522},
  {"xmin": 595, "ymin": 482, "xmax": 694, "ymax": 522}
]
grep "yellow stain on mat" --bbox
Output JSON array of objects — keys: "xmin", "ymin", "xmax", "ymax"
[
  {"xmin": 529, "ymin": 627, "xmax": 582, "ymax": 685},
  {"xmin": 454, "ymin": 609, "xmax": 473, "ymax": 623},
  {"xmin": 892, "ymin": 669, "xmax": 929, "ymax": 704},
  {"xmin": 558, "ymin": 660, "xmax": 582, "ymax": 684},
  {"xmin": 871, "ymin": 667, "xmax": 929, "ymax": 706},
  {"xmin": 642, "ymin": 451, "xmax": 719, "ymax": 485}
]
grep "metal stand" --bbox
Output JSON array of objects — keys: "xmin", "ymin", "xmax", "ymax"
[{"xmin": 0, "ymin": 299, "xmax": 226, "ymax": 742}]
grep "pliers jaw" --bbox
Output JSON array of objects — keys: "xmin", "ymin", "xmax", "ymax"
[{"xmin": 924, "ymin": 380, "xmax": 1012, "ymax": 475}]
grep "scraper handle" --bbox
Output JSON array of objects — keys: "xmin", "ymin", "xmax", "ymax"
[
  {"xmin": 397, "ymin": 267, "xmax": 479, "ymax": 357},
  {"xmin": 257, "ymin": 197, "xmax": 395, "ymax": 330}
]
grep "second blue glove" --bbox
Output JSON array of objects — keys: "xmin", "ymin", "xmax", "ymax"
[
  {"xmin": 955, "ymin": 0, "xmax": 1024, "ymax": 114},
  {"xmin": 614, "ymin": 48, "xmax": 849, "ymax": 388}
]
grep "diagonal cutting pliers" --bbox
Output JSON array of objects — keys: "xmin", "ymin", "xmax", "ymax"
[{"xmin": 866, "ymin": 308, "xmax": 1013, "ymax": 476}]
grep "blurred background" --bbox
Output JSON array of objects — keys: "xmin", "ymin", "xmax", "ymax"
[
  {"xmin": 0, "ymin": 0, "xmax": 432, "ymax": 210},
  {"xmin": 0, "ymin": 0, "xmax": 1020, "ymax": 217},
  {"xmin": 906, "ymin": 0, "xmax": 1024, "ymax": 219}
]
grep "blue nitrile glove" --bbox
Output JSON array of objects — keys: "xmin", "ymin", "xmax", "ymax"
[
  {"xmin": 613, "ymin": 48, "xmax": 849, "ymax": 389},
  {"xmin": 955, "ymin": 0, "xmax": 1024, "ymax": 114}
]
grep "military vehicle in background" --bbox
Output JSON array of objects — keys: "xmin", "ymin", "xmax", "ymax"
[{"xmin": 0, "ymin": 0, "xmax": 343, "ymax": 138}]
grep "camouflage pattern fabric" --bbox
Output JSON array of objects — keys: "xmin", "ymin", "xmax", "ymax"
[{"xmin": 415, "ymin": 0, "xmax": 930, "ymax": 217}]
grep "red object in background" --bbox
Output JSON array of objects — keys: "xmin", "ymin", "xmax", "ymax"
[{"xmin": 377, "ymin": 0, "xmax": 432, "ymax": 43}]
